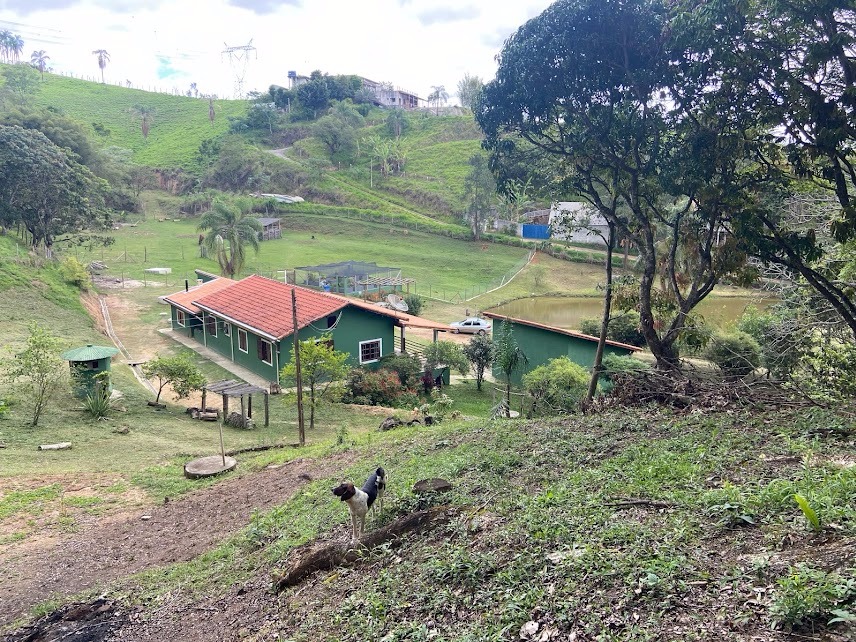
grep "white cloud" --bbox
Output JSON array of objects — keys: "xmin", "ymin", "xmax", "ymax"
[{"xmin": 0, "ymin": 0, "xmax": 553, "ymax": 101}]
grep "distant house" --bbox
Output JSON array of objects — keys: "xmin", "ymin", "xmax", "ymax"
[
  {"xmin": 164, "ymin": 274, "xmax": 451, "ymax": 384},
  {"xmin": 360, "ymin": 77, "xmax": 423, "ymax": 109},
  {"xmin": 549, "ymin": 202, "xmax": 610, "ymax": 246},
  {"xmin": 254, "ymin": 217, "xmax": 282, "ymax": 241},
  {"xmin": 483, "ymin": 312, "xmax": 641, "ymax": 386}
]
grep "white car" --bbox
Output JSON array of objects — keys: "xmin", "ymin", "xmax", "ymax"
[{"xmin": 450, "ymin": 318, "xmax": 492, "ymax": 335}]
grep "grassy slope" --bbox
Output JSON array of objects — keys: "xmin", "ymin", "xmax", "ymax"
[
  {"xmin": 25, "ymin": 71, "xmax": 247, "ymax": 170},
  {"xmin": 285, "ymin": 112, "xmax": 485, "ymax": 220},
  {"xmin": 98, "ymin": 405, "xmax": 856, "ymax": 641}
]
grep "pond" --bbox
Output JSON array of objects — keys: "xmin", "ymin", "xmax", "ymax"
[{"xmin": 487, "ymin": 295, "xmax": 775, "ymax": 331}]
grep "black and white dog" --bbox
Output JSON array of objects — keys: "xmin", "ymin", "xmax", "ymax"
[{"xmin": 331, "ymin": 467, "xmax": 386, "ymax": 542}]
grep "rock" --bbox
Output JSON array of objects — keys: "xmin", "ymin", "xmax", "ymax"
[
  {"xmin": 412, "ymin": 478, "xmax": 453, "ymax": 494},
  {"xmin": 379, "ymin": 416, "xmax": 404, "ymax": 431}
]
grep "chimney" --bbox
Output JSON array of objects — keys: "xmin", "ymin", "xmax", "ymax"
[
  {"xmin": 197, "ymin": 279, "xmax": 203, "ymax": 286},
  {"xmin": 185, "ymin": 279, "xmax": 189, "ymax": 292}
]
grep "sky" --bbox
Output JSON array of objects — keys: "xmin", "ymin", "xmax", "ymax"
[{"xmin": 0, "ymin": 0, "xmax": 554, "ymax": 101}]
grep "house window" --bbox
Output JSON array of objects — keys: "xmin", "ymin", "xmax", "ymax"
[
  {"xmin": 327, "ymin": 315, "xmax": 337, "ymax": 328},
  {"xmin": 205, "ymin": 315, "xmax": 217, "ymax": 337},
  {"xmin": 238, "ymin": 329, "xmax": 248, "ymax": 353},
  {"xmin": 221, "ymin": 321, "xmax": 231, "ymax": 337},
  {"xmin": 176, "ymin": 310, "xmax": 186, "ymax": 327},
  {"xmin": 258, "ymin": 339, "xmax": 273, "ymax": 365},
  {"xmin": 359, "ymin": 339, "xmax": 382, "ymax": 364}
]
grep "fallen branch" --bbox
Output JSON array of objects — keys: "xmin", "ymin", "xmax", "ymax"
[
  {"xmin": 38, "ymin": 442, "xmax": 72, "ymax": 451},
  {"xmin": 275, "ymin": 506, "xmax": 453, "ymax": 591},
  {"xmin": 225, "ymin": 442, "xmax": 300, "ymax": 456}
]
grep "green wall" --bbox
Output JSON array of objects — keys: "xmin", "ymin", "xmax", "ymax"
[
  {"xmin": 174, "ymin": 305, "xmax": 397, "ymax": 383},
  {"xmin": 492, "ymin": 319, "xmax": 636, "ymax": 385},
  {"xmin": 170, "ymin": 306, "xmax": 202, "ymax": 338}
]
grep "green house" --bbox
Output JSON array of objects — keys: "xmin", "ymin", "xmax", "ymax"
[
  {"xmin": 61, "ymin": 344, "xmax": 120, "ymax": 399},
  {"xmin": 164, "ymin": 274, "xmax": 447, "ymax": 384},
  {"xmin": 483, "ymin": 312, "xmax": 642, "ymax": 386}
]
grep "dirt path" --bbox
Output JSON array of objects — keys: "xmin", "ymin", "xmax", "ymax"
[{"xmin": 0, "ymin": 455, "xmax": 347, "ymax": 626}]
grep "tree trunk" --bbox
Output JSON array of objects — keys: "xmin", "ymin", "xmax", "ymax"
[
  {"xmin": 585, "ymin": 223, "xmax": 615, "ymax": 406},
  {"xmin": 637, "ymin": 243, "xmax": 681, "ymax": 370},
  {"xmin": 309, "ymin": 385, "xmax": 315, "ymax": 431}
]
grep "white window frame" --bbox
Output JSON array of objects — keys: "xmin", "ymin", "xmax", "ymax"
[
  {"xmin": 222, "ymin": 321, "xmax": 231, "ymax": 338},
  {"xmin": 259, "ymin": 339, "xmax": 273, "ymax": 366},
  {"xmin": 359, "ymin": 338, "xmax": 382, "ymax": 365},
  {"xmin": 205, "ymin": 314, "xmax": 217, "ymax": 338},
  {"xmin": 238, "ymin": 329, "xmax": 248, "ymax": 353},
  {"xmin": 176, "ymin": 310, "xmax": 185, "ymax": 327}
]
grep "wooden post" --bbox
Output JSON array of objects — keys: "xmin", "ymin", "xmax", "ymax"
[
  {"xmin": 240, "ymin": 394, "xmax": 246, "ymax": 420},
  {"xmin": 264, "ymin": 392, "xmax": 269, "ymax": 427},
  {"xmin": 218, "ymin": 420, "xmax": 226, "ymax": 467},
  {"xmin": 291, "ymin": 288, "xmax": 306, "ymax": 446},
  {"xmin": 223, "ymin": 394, "xmax": 229, "ymax": 417},
  {"xmin": 400, "ymin": 325, "xmax": 406, "ymax": 354},
  {"xmin": 201, "ymin": 388, "xmax": 207, "ymax": 411},
  {"xmin": 248, "ymin": 394, "xmax": 253, "ymax": 418}
]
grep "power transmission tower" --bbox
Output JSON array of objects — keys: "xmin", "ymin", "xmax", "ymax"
[{"xmin": 221, "ymin": 39, "xmax": 256, "ymax": 98}]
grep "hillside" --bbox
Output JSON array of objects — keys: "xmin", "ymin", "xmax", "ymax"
[
  {"xmin": 283, "ymin": 112, "xmax": 490, "ymax": 220},
  {"xmin": 3, "ymin": 404, "xmax": 855, "ymax": 640},
  {"xmin": 13, "ymin": 70, "xmax": 248, "ymax": 170}
]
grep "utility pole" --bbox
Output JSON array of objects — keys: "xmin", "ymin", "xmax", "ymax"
[
  {"xmin": 221, "ymin": 40, "xmax": 257, "ymax": 99},
  {"xmin": 291, "ymin": 288, "xmax": 306, "ymax": 446}
]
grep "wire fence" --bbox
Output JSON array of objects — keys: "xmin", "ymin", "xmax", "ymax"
[{"xmin": 413, "ymin": 250, "xmax": 535, "ymax": 304}]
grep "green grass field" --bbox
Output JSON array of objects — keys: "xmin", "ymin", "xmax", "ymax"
[
  {"xmin": 19, "ymin": 70, "xmax": 248, "ymax": 170},
  {"xmin": 63, "ymin": 207, "xmax": 532, "ymax": 300}
]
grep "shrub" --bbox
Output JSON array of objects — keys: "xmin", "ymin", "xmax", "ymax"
[
  {"xmin": 579, "ymin": 310, "xmax": 646, "ymax": 347},
  {"xmin": 522, "ymin": 356, "xmax": 588, "ymax": 415},
  {"xmin": 343, "ymin": 368, "xmax": 411, "ymax": 407},
  {"xmin": 379, "ymin": 353, "xmax": 423, "ymax": 388},
  {"xmin": 703, "ymin": 330, "xmax": 761, "ymax": 379},
  {"xmin": 769, "ymin": 564, "xmax": 856, "ymax": 630},
  {"xmin": 59, "ymin": 256, "xmax": 91, "ymax": 291},
  {"xmin": 403, "ymin": 293, "xmax": 424, "ymax": 316},
  {"xmin": 423, "ymin": 341, "xmax": 469, "ymax": 375},
  {"xmin": 600, "ymin": 353, "xmax": 649, "ymax": 383}
]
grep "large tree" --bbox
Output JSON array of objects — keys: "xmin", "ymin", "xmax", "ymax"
[
  {"xmin": 198, "ymin": 197, "xmax": 263, "ymax": 278},
  {"xmin": 456, "ymin": 73, "xmax": 484, "ymax": 112},
  {"xmin": 462, "ymin": 153, "xmax": 496, "ymax": 241},
  {"xmin": 478, "ymin": 0, "xmax": 758, "ymax": 369},
  {"xmin": 681, "ymin": 0, "xmax": 856, "ymax": 341},
  {"xmin": 0, "ymin": 125, "xmax": 106, "ymax": 257}
]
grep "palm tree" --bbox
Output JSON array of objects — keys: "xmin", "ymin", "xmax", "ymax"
[
  {"xmin": 130, "ymin": 104, "xmax": 154, "ymax": 139},
  {"xmin": 0, "ymin": 31, "xmax": 16, "ymax": 63},
  {"xmin": 10, "ymin": 34, "xmax": 24, "ymax": 62},
  {"xmin": 428, "ymin": 85, "xmax": 449, "ymax": 116},
  {"xmin": 30, "ymin": 50, "xmax": 50, "ymax": 80},
  {"xmin": 92, "ymin": 49, "xmax": 110, "ymax": 83},
  {"xmin": 493, "ymin": 319, "xmax": 527, "ymax": 417},
  {"xmin": 198, "ymin": 198, "xmax": 263, "ymax": 278}
]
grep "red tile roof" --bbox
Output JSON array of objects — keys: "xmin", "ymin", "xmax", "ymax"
[
  {"xmin": 342, "ymin": 297, "xmax": 454, "ymax": 331},
  {"xmin": 163, "ymin": 277, "xmax": 236, "ymax": 314},
  {"xmin": 193, "ymin": 275, "xmax": 348, "ymax": 340},
  {"xmin": 482, "ymin": 311, "xmax": 642, "ymax": 352}
]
